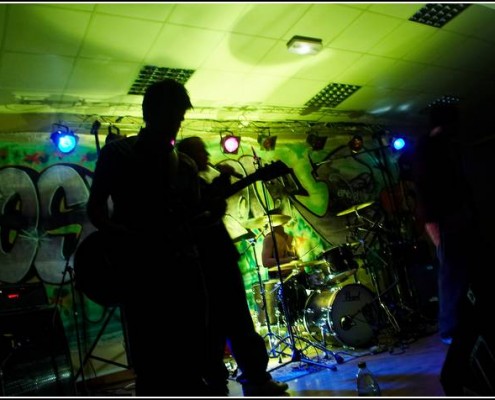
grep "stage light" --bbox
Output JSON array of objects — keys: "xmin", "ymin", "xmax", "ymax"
[
  {"xmin": 306, "ymin": 132, "xmax": 327, "ymax": 151},
  {"xmin": 257, "ymin": 128, "xmax": 277, "ymax": 151},
  {"xmin": 220, "ymin": 131, "xmax": 241, "ymax": 154},
  {"xmin": 391, "ymin": 136, "xmax": 406, "ymax": 152},
  {"xmin": 50, "ymin": 124, "xmax": 79, "ymax": 154},
  {"xmin": 348, "ymin": 135, "xmax": 364, "ymax": 153}
]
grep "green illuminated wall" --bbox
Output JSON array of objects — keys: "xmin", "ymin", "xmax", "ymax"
[{"xmin": 0, "ymin": 130, "xmax": 414, "ymax": 378}]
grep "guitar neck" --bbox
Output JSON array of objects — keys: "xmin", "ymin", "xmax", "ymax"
[{"xmin": 222, "ymin": 174, "xmax": 257, "ymax": 199}]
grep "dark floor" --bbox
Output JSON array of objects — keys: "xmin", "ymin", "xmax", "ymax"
[{"xmin": 79, "ymin": 308, "xmax": 450, "ymax": 397}]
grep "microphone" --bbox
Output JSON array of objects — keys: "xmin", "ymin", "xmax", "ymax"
[
  {"xmin": 251, "ymin": 146, "xmax": 261, "ymax": 167},
  {"xmin": 208, "ymin": 162, "xmax": 243, "ymax": 179}
]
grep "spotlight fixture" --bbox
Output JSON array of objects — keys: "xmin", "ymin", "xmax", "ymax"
[
  {"xmin": 306, "ymin": 132, "xmax": 327, "ymax": 151},
  {"xmin": 287, "ymin": 35, "xmax": 323, "ymax": 55},
  {"xmin": 348, "ymin": 135, "xmax": 364, "ymax": 153},
  {"xmin": 257, "ymin": 128, "xmax": 277, "ymax": 151},
  {"xmin": 390, "ymin": 136, "xmax": 407, "ymax": 152},
  {"xmin": 50, "ymin": 124, "xmax": 79, "ymax": 154},
  {"xmin": 220, "ymin": 131, "xmax": 241, "ymax": 154}
]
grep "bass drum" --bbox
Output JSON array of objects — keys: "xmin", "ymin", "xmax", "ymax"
[{"xmin": 303, "ymin": 284, "xmax": 378, "ymax": 348}]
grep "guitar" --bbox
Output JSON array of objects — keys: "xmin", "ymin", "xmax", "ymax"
[
  {"xmin": 218, "ymin": 160, "xmax": 292, "ymax": 199},
  {"xmin": 74, "ymin": 230, "xmax": 127, "ymax": 307},
  {"xmin": 74, "ymin": 160, "xmax": 292, "ymax": 306}
]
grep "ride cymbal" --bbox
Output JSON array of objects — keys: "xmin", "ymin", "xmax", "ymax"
[
  {"xmin": 242, "ymin": 214, "xmax": 291, "ymax": 230},
  {"xmin": 336, "ymin": 201, "xmax": 374, "ymax": 217}
]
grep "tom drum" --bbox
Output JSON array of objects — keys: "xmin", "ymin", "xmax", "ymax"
[{"xmin": 320, "ymin": 244, "xmax": 358, "ymax": 273}]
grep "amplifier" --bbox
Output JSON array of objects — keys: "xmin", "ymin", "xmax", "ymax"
[{"xmin": 0, "ymin": 282, "xmax": 48, "ymax": 311}]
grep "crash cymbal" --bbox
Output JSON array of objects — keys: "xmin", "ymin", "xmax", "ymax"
[
  {"xmin": 336, "ymin": 201, "xmax": 374, "ymax": 217},
  {"xmin": 242, "ymin": 214, "xmax": 291, "ymax": 230},
  {"xmin": 267, "ymin": 259, "xmax": 328, "ymax": 272},
  {"xmin": 326, "ymin": 268, "xmax": 357, "ymax": 285}
]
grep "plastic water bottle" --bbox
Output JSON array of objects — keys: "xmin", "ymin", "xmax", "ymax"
[{"xmin": 356, "ymin": 361, "xmax": 381, "ymax": 396}]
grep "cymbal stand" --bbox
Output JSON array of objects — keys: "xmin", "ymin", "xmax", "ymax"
[
  {"xmin": 254, "ymin": 157, "xmax": 342, "ymax": 371},
  {"xmin": 351, "ymin": 211, "xmax": 401, "ymax": 333},
  {"xmin": 247, "ymin": 236, "xmax": 284, "ymax": 358}
]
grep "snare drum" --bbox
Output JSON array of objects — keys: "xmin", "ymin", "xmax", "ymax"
[{"xmin": 303, "ymin": 283, "xmax": 378, "ymax": 348}]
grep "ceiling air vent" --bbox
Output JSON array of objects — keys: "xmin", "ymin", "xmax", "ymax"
[
  {"xmin": 305, "ymin": 82, "xmax": 361, "ymax": 108},
  {"xmin": 128, "ymin": 66, "xmax": 195, "ymax": 95},
  {"xmin": 409, "ymin": 3, "xmax": 471, "ymax": 28},
  {"xmin": 421, "ymin": 95, "xmax": 461, "ymax": 114}
]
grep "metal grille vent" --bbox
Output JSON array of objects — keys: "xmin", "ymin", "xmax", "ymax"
[
  {"xmin": 128, "ymin": 65, "xmax": 195, "ymax": 95},
  {"xmin": 305, "ymin": 82, "xmax": 361, "ymax": 108},
  {"xmin": 409, "ymin": 3, "xmax": 471, "ymax": 28}
]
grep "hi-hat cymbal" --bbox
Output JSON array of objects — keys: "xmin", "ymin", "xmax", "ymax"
[
  {"xmin": 242, "ymin": 214, "xmax": 291, "ymax": 230},
  {"xmin": 336, "ymin": 201, "xmax": 374, "ymax": 217},
  {"xmin": 267, "ymin": 259, "xmax": 328, "ymax": 272}
]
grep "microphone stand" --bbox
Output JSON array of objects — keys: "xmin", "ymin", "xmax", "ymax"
[{"xmin": 252, "ymin": 152, "xmax": 342, "ymax": 372}]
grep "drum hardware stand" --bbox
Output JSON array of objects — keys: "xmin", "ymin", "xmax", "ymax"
[
  {"xmin": 247, "ymin": 235, "xmax": 284, "ymax": 358},
  {"xmin": 254, "ymin": 155, "xmax": 343, "ymax": 372},
  {"xmin": 350, "ymin": 216, "xmax": 401, "ymax": 334},
  {"xmin": 74, "ymin": 303, "xmax": 131, "ymax": 388}
]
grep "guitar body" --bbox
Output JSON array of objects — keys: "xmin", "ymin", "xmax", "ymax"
[{"xmin": 74, "ymin": 230, "xmax": 125, "ymax": 307}]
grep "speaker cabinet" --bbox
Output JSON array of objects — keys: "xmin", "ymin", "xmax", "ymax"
[
  {"xmin": 0, "ymin": 305, "xmax": 75, "ymax": 396},
  {"xmin": 440, "ymin": 290, "xmax": 495, "ymax": 396},
  {"xmin": 407, "ymin": 261, "xmax": 439, "ymax": 319}
]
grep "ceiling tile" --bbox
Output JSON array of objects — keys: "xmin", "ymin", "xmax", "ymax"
[
  {"xmin": 293, "ymin": 48, "xmax": 363, "ymax": 81},
  {"xmin": 45, "ymin": 3, "xmax": 96, "ymax": 12},
  {"xmin": 5, "ymin": 4, "xmax": 91, "ymax": 56},
  {"xmin": 334, "ymin": 54, "xmax": 397, "ymax": 87},
  {"xmin": 230, "ymin": 3, "xmax": 311, "ymax": 38},
  {"xmin": 95, "ymin": 3, "xmax": 174, "ymax": 22},
  {"xmin": 372, "ymin": 59, "xmax": 428, "ymax": 89},
  {"xmin": 329, "ymin": 11, "xmax": 403, "ymax": 53},
  {"xmin": 200, "ymin": 33, "xmax": 277, "ymax": 73},
  {"xmin": 287, "ymin": 4, "xmax": 363, "ymax": 44},
  {"xmin": 368, "ymin": 21, "xmax": 436, "ymax": 58},
  {"xmin": 167, "ymin": 3, "xmax": 249, "ymax": 31},
  {"xmin": 66, "ymin": 59, "xmax": 142, "ymax": 98},
  {"xmin": 368, "ymin": 3, "xmax": 423, "ymax": 19},
  {"xmin": 398, "ymin": 64, "xmax": 462, "ymax": 95},
  {"xmin": 186, "ymin": 69, "xmax": 250, "ymax": 106},
  {"xmin": 400, "ymin": 28, "xmax": 466, "ymax": 64},
  {"xmin": 79, "ymin": 13, "xmax": 162, "ymax": 62},
  {"xmin": 0, "ymin": 52, "xmax": 74, "ymax": 92},
  {"xmin": 144, "ymin": 24, "xmax": 226, "ymax": 69},
  {"xmin": 264, "ymin": 78, "xmax": 330, "ymax": 107},
  {"xmin": 0, "ymin": 5, "xmax": 6, "ymax": 46},
  {"xmin": 431, "ymin": 36, "xmax": 495, "ymax": 74},
  {"xmin": 254, "ymin": 41, "xmax": 312, "ymax": 77},
  {"xmin": 232, "ymin": 72, "xmax": 291, "ymax": 104},
  {"xmin": 443, "ymin": 3, "xmax": 495, "ymax": 42}
]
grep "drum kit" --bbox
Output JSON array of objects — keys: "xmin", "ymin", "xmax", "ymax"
[{"xmin": 244, "ymin": 203, "xmax": 383, "ymax": 350}]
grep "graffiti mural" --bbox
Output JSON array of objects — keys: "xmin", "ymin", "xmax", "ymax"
[{"xmin": 0, "ymin": 132, "xmax": 414, "ymax": 377}]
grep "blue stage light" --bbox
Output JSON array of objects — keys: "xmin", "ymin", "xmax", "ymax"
[
  {"xmin": 51, "ymin": 124, "xmax": 79, "ymax": 154},
  {"xmin": 391, "ymin": 137, "xmax": 406, "ymax": 151}
]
